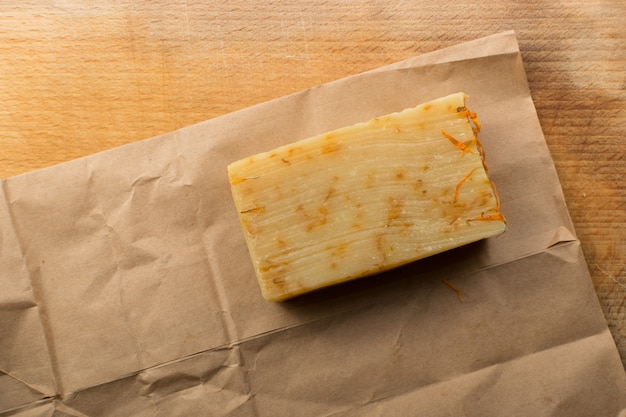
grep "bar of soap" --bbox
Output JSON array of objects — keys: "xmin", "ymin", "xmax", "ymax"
[{"xmin": 228, "ymin": 93, "xmax": 506, "ymax": 301}]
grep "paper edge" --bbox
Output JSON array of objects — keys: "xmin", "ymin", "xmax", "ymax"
[{"xmin": 1, "ymin": 31, "xmax": 520, "ymax": 184}]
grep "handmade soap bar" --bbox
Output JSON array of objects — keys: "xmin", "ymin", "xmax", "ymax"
[{"xmin": 228, "ymin": 93, "xmax": 506, "ymax": 301}]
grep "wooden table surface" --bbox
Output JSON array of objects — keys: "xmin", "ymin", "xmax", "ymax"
[{"xmin": 1, "ymin": 1, "xmax": 624, "ymax": 367}]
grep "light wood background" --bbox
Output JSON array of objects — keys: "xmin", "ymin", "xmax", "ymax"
[{"xmin": 1, "ymin": 1, "xmax": 624, "ymax": 366}]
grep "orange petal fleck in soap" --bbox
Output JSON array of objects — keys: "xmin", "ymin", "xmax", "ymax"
[{"xmin": 227, "ymin": 93, "xmax": 506, "ymax": 301}]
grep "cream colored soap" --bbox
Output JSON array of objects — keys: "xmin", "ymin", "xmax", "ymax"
[{"xmin": 228, "ymin": 93, "xmax": 506, "ymax": 301}]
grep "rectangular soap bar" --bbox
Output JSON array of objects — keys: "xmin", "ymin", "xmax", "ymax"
[{"xmin": 228, "ymin": 93, "xmax": 506, "ymax": 301}]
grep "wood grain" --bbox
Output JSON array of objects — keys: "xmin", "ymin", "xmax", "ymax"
[{"xmin": 1, "ymin": 0, "xmax": 624, "ymax": 365}]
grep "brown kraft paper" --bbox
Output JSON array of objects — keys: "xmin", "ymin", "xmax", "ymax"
[{"xmin": 1, "ymin": 31, "xmax": 625, "ymax": 416}]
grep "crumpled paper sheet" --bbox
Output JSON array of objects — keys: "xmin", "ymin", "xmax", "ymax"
[{"xmin": 1, "ymin": 31, "xmax": 625, "ymax": 416}]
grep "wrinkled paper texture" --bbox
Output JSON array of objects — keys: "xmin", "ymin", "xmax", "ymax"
[{"xmin": 1, "ymin": 31, "xmax": 625, "ymax": 416}]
